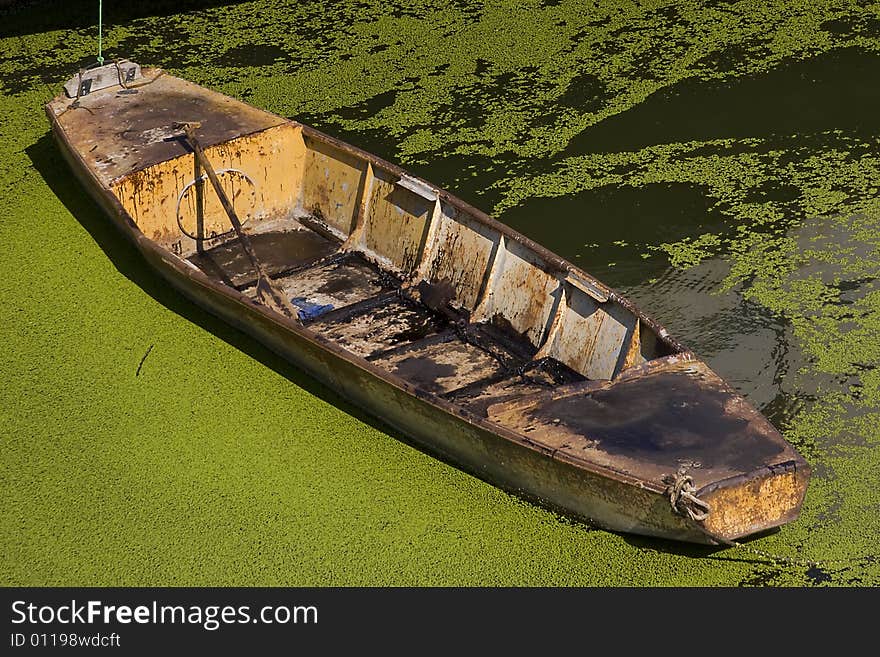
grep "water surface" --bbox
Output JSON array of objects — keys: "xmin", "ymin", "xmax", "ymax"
[{"xmin": 2, "ymin": 0, "xmax": 879, "ymax": 586}]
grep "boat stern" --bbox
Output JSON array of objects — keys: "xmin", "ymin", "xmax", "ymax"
[{"xmin": 696, "ymin": 458, "xmax": 811, "ymax": 542}]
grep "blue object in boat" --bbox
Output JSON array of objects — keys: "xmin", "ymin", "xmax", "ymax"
[{"xmin": 291, "ymin": 297, "xmax": 334, "ymax": 321}]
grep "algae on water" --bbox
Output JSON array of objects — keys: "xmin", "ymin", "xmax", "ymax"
[{"xmin": 2, "ymin": 0, "xmax": 880, "ymax": 585}]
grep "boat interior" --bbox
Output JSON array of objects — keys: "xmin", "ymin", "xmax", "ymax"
[{"xmin": 108, "ymin": 118, "xmax": 680, "ymax": 418}]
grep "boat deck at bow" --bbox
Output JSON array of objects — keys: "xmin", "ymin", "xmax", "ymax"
[{"xmin": 45, "ymin": 63, "xmax": 810, "ymax": 544}]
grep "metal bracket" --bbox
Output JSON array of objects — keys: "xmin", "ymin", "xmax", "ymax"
[
  {"xmin": 564, "ymin": 272, "xmax": 610, "ymax": 303},
  {"xmin": 396, "ymin": 175, "xmax": 437, "ymax": 202},
  {"xmin": 62, "ymin": 60, "xmax": 143, "ymax": 98}
]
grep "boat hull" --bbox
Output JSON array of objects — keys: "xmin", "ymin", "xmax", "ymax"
[{"xmin": 45, "ymin": 65, "xmax": 810, "ymax": 545}]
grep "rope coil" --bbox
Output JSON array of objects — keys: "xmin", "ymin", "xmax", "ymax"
[{"xmin": 664, "ymin": 467, "xmax": 711, "ymax": 522}]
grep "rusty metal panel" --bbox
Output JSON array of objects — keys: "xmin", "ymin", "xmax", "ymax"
[
  {"xmin": 617, "ymin": 319, "xmax": 671, "ymax": 374},
  {"xmin": 447, "ymin": 377, "xmax": 550, "ymax": 418},
  {"xmin": 548, "ymin": 287, "xmax": 638, "ymax": 380},
  {"xmin": 112, "ymin": 123, "xmax": 305, "ymax": 253},
  {"xmin": 372, "ymin": 333, "xmax": 505, "ymax": 394},
  {"xmin": 588, "ymin": 303, "xmax": 637, "ymax": 380},
  {"xmin": 361, "ymin": 167, "xmax": 432, "ymax": 275},
  {"xmin": 547, "ymin": 287, "xmax": 603, "ymax": 376},
  {"xmin": 274, "ymin": 257, "xmax": 387, "ymax": 313},
  {"xmin": 310, "ymin": 298, "xmax": 444, "ymax": 359},
  {"xmin": 638, "ymin": 321, "xmax": 661, "ymax": 362},
  {"xmin": 300, "ymin": 136, "xmax": 366, "ymax": 237},
  {"xmin": 420, "ymin": 203, "xmax": 498, "ymax": 311},
  {"xmin": 187, "ymin": 229, "xmax": 336, "ymax": 288},
  {"xmin": 618, "ymin": 320, "xmax": 642, "ymax": 374},
  {"xmin": 473, "ymin": 238, "xmax": 559, "ymax": 348}
]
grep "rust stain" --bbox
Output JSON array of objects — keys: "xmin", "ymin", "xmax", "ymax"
[
  {"xmin": 474, "ymin": 239, "xmax": 558, "ymax": 348},
  {"xmin": 700, "ymin": 466, "xmax": 809, "ymax": 539},
  {"xmin": 362, "ymin": 170, "xmax": 431, "ymax": 274},
  {"xmin": 423, "ymin": 210, "xmax": 496, "ymax": 311},
  {"xmin": 112, "ymin": 123, "xmax": 304, "ymax": 253},
  {"xmin": 301, "ymin": 137, "xmax": 364, "ymax": 236}
]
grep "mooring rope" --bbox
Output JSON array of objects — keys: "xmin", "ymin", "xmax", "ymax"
[
  {"xmin": 704, "ymin": 525, "xmax": 878, "ymax": 571},
  {"xmin": 705, "ymin": 533, "xmax": 824, "ymax": 569},
  {"xmin": 664, "ymin": 467, "xmax": 710, "ymax": 522}
]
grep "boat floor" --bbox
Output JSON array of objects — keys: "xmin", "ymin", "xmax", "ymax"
[
  {"xmin": 187, "ymin": 228, "xmax": 337, "ymax": 288},
  {"xmin": 187, "ymin": 219, "xmax": 804, "ymax": 489},
  {"xmin": 190, "ymin": 220, "xmax": 586, "ymax": 404}
]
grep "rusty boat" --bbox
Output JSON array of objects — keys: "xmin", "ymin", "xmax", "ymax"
[{"xmin": 46, "ymin": 61, "xmax": 810, "ymax": 544}]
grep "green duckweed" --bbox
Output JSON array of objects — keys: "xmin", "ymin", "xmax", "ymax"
[{"xmin": 2, "ymin": 0, "xmax": 879, "ymax": 586}]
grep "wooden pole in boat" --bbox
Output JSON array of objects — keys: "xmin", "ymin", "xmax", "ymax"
[{"xmin": 179, "ymin": 123, "xmax": 300, "ymax": 321}]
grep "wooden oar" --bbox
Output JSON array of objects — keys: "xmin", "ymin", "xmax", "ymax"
[{"xmin": 178, "ymin": 123, "xmax": 300, "ymax": 321}]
